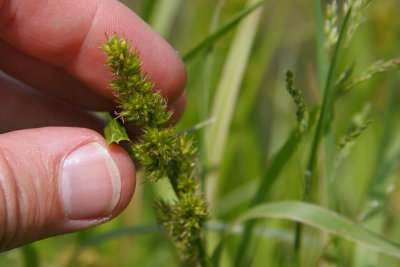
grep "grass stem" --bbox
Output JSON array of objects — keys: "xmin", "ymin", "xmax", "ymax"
[{"xmin": 294, "ymin": 7, "xmax": 353, "ymax": 257}]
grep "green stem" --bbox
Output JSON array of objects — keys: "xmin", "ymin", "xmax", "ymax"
[
  {"xmin": 197, "ymin": 237, "xmax": 209, "ymax": 267},
  {"xmin": 313, "ymin": 0, "xmax": 328, "ymax": 92},
  {"xmin": 306, "ymin": 8, "xmax": 352, "ymax": 198},
  {"xmin": 294, "ymin": 7, "xmax": 353, "ymax": 255},
  {"xmin": 199, "ymin": 0, "xmax": 225, "ymax": 191}
]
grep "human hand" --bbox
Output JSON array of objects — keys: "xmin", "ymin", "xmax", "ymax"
[{"xmin": 0, "ymin": 0, "xmax": 186, "ymax": 251}]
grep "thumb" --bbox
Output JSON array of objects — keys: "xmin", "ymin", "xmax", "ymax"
[{"xmin": 0, "ymin": 127, "xmax": 136, "ymax": 251}]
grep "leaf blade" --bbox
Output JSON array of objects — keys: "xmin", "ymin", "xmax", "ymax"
[
  {"xmin": 236, "ymin": 201, "xmax": 400, "ymax": 258},
  {"xmin": 104, "ymin": 114, "xmax": 130, "ymax": 145},
  {"xmin": 182, "ymin": 0, "xmax": 267, "ymax": 62}
]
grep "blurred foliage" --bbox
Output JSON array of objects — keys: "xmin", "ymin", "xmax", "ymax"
[{"xmin": 2, "ymin": 0, "xmax": 400, "ymax": 266}]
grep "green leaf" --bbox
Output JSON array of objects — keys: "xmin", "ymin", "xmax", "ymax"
[
  {"xmin": 235, "ymin": 201, "xmax": 400, "ymax": 258},
  {"xmin": 313, "ymin": 0, "xmax": 328, "ymax": 92},
  {"xmin": 79, "ymin": 225, "xmax": 160, "ymax": 249},
  {"xmin": 205, "ymin": 0, "xmax": 265, "ymax": 196},
  {"xmin": 104, "ymin": 113, "xmax": 130, "ymax": 145},
  {"xmin": 233, "ymin": 107, "xmax": 318, "ymax": 265},
  {"xmin": 148, "ymin": 0, "xmax": 182, "ymax": 37},
  {"xmin": 21, "ymin": 244, "xmax": 39, "ymax": 267},
  {"xmin": 182, "ymin": 0, "xmax": 267, "ymax": 62}
]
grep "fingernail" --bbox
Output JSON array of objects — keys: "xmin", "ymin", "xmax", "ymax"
[{"xmin": 59, "ymin": 142, "xmax": 121, "ymax": 219}]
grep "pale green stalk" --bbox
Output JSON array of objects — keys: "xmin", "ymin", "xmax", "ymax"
[
  {"xmin": 199, "ymin": 0, "xmax": 224, "ymax": 191},
  {"xmin": 148, "ymin": 0, "xmax": 182, "ymax": 38},
  {"xmin": 294, "ymin": 7, "xmax": 353, "ymax": 256},
  {"xmin": 314, "ymin": 0, "xmax": 329, "ymax": 91},
  {"xmin": 205, "ymin": 0, "xmax": 265, "ymax": 202}
]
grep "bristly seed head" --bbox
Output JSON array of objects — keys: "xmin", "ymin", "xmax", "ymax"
[
  {"xmin": 285, "ymin": 70, "xmax": 308, "ymax": 129},
  {"xmin": 102, "ymin": 34, "xmax": 172, "ymax": 127},
  {"xmin": 102, "ymin": 34, "xmax": 208, "ymax": 264}
]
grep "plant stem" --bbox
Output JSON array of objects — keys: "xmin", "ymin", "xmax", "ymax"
[
  {"xmin": 197, "ymin": 237, "xmax": 209, "ymax": 267},
  {"xmin": 313, "ymin": 0, "xmax": 328, "ymax": 92},
  {"xmin": 199, "ymin": 0, "xmax": 224, "ymax": 191},
  {"xmin": 294, "ymin": 7, "xmax": 353, "ymax": 256}
]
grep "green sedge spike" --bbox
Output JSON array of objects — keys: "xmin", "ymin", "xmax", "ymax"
[
  {"xmin": 102, "ymin": 34, "xmax": 172, "ymax": 127},
  {"xmin": 102, "ymin": 34, "xmax": 208, "ymax": 264}
]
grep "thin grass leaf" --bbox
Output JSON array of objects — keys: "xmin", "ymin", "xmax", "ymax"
[
  {"xmin": 252, "ymin": 130, "xmax": 304, "ymax": 205},
  {"xmin": 235, "ymin": 0, "xmax": 291, "ymax": 124},
  {"xmin": 182, "ymin": 0, "xmax": 266, "ymax": 62},
  {"xmin": 232, "ymin": 107, "xmax": 318, "ymax": 265},
  {"xmin": 78, "ymin": 225, "xmax": 160, "ymax": 249},
  {"xmin": 148, "ymin": 0, "xmax": 182, "ymax": 37},
  {"xmin": 183, "ymin": 117, "xmax": 216, "ymax": 134},
  {"xmin": 21, "ymin": 245, "xmax": 39, "ymax": 267},
  {"xmin": 198, "ymin": 0, "xmax": 226, "ymax": 191},
  {"xmin": 305, "ymin": 7, "xmax": 353, "ymax": 198},
  {"xmin": 360, "ymin": 124, "xmax": 400, "ymax": 222},
  {"xmin": 212, "ymin": 201, "xmax": 400, "ymax": 265},
  {"xmin": 205, "ymin": 0, "xmax": 265, "ymax": 200},
  {"xmin": 68, "ymin": 225, "xmax": 161, "ymax": 266},
  {"xmin": 362, "ymin": 79, "xmax": 400, "ymax": 217},
  {"xmin": 324, "ymin": 132, "xmax": 339, "ymax": 211},
  {"xmin": 206, "ymin": 221, "xmax": 293, "ymax": 242},
  {"xmin": 237, "ymin": 202, "xmax": 400, "ymax": 258},
  {"xmin": 140, "ymin": 0, "xmax": 158, "ymax": 22},
  {"xmin": 213, "ymin": 179, "xmax": 259, "ymax": 217},
  {"xmin": 295, "ymin": 7, "xmax": 354, "ymax": 256},
  {"xmin": 313, "ymin": 0, "xmax": 329, "ymax": 91}
]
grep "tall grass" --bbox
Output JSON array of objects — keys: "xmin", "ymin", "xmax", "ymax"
[{"xmin": 2, "ymin": 0, "xmax": 400, "ymax": 266}]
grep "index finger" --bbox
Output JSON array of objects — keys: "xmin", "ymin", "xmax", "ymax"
[{"xmin": 0, "ymin": 0, "xmax": 186, "ymax": 103}]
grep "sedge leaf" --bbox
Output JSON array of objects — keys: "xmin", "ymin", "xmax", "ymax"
[
  {"xmin": 213, "ymin": 201, "xmax": 400, "ymax": 265},
  {"xmin": 182, "ymin": 0, "xmax": 266, "ymax": 62},
  {"xmin": 237, "ymin": 202, "xmax": 400, "ymax": 258}
]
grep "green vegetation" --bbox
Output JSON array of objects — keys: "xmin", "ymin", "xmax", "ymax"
[
  {"xmin": 102, "ymin": 34, "xmax": 208, "ymax": 265},
  {"xmin": 2, "ymin": 0, "xmax": 400, "ymax": 266}
]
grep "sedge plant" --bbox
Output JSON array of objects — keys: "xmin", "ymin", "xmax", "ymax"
[
  {"xmin": 99, "ymin": 1, "xmax": 400, "ymax": 266},
  {"xmin": 11, "ymin": 1, "xmax": 398, "ymax": 266},
  {"xmin": 2, "ymin": 1, "xmax": 400, "ymax": 266},
  {"xmin": 101, "ymin": 34, "xmax": 208, "ymax": 265}
]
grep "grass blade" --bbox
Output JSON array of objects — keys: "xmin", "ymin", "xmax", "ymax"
[
  {"xmin": 68, "ymin": 225, "xmax": 160, "ymax": 266},
  {"xmin": 313, "ymin": 0, "xmax": 328, "ymax": 91},
  {"xmin": 295, "ymin": 6, "xmax": 353, "ymax": 257},
  {"xmin": 182, "ymin": 0, "xmax": 266, "ymax": 62},
  {"xmin": 198, "ymin": 0, "xmax": 225, "ymax": 191},
  {"xmin": 213, "ymin": 179, "xmax": 259, "ymax": 217},
  {"xmin": 78, "ymin": 225, "xmax": 160, "ymax": 249},
  {"xmin": 213, "ymin": 201, "xmax": 400, "ymax": 265},
  {"xmin": 22, "ymin": 245, "xmax": 39, "ymax": 267},
  {"xmin": 148, "ymin": 0, "xmax": 182, "ymax": 38},
  {"xmin": 305, "ymin": 7, "xmax": 353, "ymax": 197},
  {"xmin": 205, "ymin": 0, "xmax": 265, "ymax": 201},
  {"xmin": 238, "ymin": 202, "xmax": 400, "ymax": 259},
  {"xmin": 233, "ymin": 107, "xmax": 318, "ymax": 265}
]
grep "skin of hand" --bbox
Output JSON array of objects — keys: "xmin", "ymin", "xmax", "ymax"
[{"xmin": 0, "ymin": 0, "xmax": 186, "ymax": 251}]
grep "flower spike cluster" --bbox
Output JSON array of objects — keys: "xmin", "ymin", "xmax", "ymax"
[
  {"xmin": 284, "ymin": 70, "xmax": 308, "ymax": 130},
  {"xmin": 102, "ymin": 34, "xmax": 172, "ymax": 127},
  {"xmin": 102, "ymin": 34, "xmax": 208, "ymax": 264}
]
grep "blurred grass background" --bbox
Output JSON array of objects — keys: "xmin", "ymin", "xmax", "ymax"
[{"xmin": 2, "ymin": 0, "xmax": 400, "ymax": 266}]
